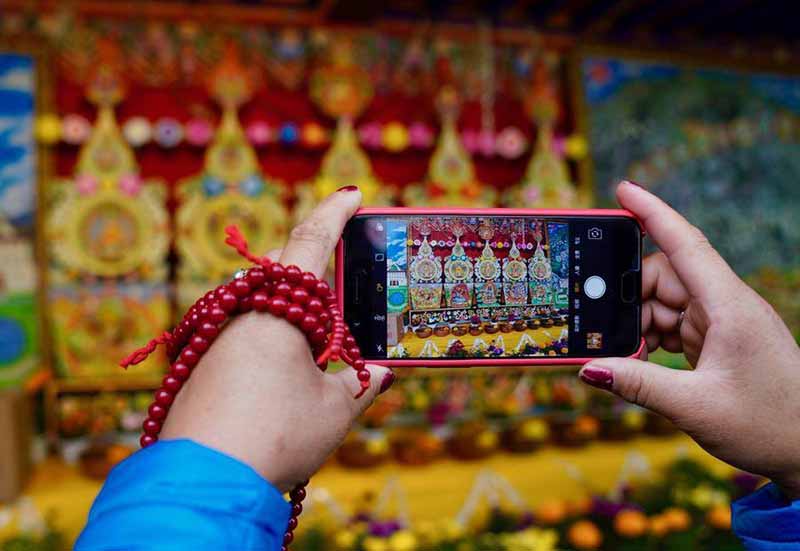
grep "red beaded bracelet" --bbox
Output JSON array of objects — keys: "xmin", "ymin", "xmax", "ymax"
[{"xmin": 120, "ymin": 225, "xmax": 369, "ymax": 550}]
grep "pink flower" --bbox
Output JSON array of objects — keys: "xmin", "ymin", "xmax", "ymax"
[
  {"xmin": 75, "ymin": 174, "xmax": 98, "ymax": 196},
  {"xmin": 408, "ymin": 122, "xmax": 433, "ymax": 148},
  {"xmin": 185, "ymin": 118, "xmax": 213, "ymax": 146},
  {"xmin": 461, "ymin": 129, "xmax": 479, "ymax": 153},
  {"xmin": 246, "ymin": 121, "xmax": 272, "ymax": 146},
  {"xmin": 119, "ymin": 174, "xmax": 143, "ymax": 196},
  {"xmin": 477, "ymin": 130, "xmax": 495, "ymax": 156},
  {"xmin": 358, "ymin": 122, "xmax": 382, "ymax": 148},
  {"xmin": 523, "ymin": 187, "xmax": 541, "ymax": 204},
  {"xmin": 552, "ymin": 135, "xmax": 566, "ymax": 156}
]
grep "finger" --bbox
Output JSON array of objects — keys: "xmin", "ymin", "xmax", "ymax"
[
  {"xmin": 579, "ymin": 357, "xmax": 695, "ymax": 418},
  {"xmin": 264, "ymin": 248, "xmax": 283, "ymax": 262},
  {"xmin": 616, "ymin": 181, "xmax": 738, "ymax": 304},
  {"xmin": 280, "ymin": 187, "xmax": 362, "ymax": 277},
  {"xmin": 644, "ymin": 331, "xmax": 661, "ymax": 352},
  {"xmin": 329, "ymin": 365, "xmax": 395, "ymax": 419},
  {"xmin": 643, "ymin": 299, "xmax": 682, "ymax": 335},
  {"xmin": 642, "ymin": 253, "xmax": 690, "ymax": 309},
  {"xmin": 661, "ymin": 333, "xmax": 684, "ymax": 353}
]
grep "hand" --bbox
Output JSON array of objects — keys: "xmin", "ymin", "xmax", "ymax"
[
  {"xmin": 579, "ymin": 180, "xmax": 800, "ymax": 499},
  {"xmin": 160, "ymin": 188, "xmax": 395, "ymax": 492}
]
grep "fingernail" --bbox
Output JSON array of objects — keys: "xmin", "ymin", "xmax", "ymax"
[
  {"xmin": 621, "ymin": 180, "xmax": 644, "ymax": 189},
  {"xmin": 579, "ymin": 365, "xmax": 614, "ymax": 390},
  {"xmin": 337, "ymin": 185, "xmax": 359, "ymax": 192},
  {"xmin": 379, "ymin": 370, "xmax": 396, "ymax": 394}
]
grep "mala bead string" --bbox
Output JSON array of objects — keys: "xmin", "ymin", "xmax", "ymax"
[{"xmin": 119, "ymin": 224, "xmax": 371, "ymax": 549}]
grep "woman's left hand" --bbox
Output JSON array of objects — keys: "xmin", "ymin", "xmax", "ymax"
[{"xmin": 160, "ymin": 188, "xmax": 394, "ymax": 492}]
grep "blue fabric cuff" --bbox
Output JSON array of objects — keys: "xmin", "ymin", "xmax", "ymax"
[
  {"xmin": 733, "ymin": 482, "xmax": 800, "ymax": 550},
  {"xmin": 76, "ymin": 439, "xmax": 291, "ymax": 550}
]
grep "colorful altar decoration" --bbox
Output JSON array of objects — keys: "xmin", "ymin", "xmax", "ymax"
[
  {"xmin": 45, "ymin": 52, "xmax": 170, "ymax": 379},
  {"xmin": 175, "ymin": 45, "xmax": 290, "ymax": 310},
  {"xmin": 504, "ymin": 56, "xmax": 582, "ymax": 209},
  {"xmin": 293, "ymin": 39, "xmax": 395, "ymax": 224},
  {"xmin": 402, "ymin": 85, "xmax": 497, "ymax": 207}
]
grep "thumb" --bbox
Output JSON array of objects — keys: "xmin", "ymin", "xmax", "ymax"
[
  {"xmin": 578, "ymin": 358, "xmax": 695, "ymax": 419},
  {"xmin": 330, "ymin": 364, "xmax": 396, "ymax": 420}
]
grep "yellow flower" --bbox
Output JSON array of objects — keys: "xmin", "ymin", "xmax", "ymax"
[
  {"xmin": 389, "ymin": 529, "xmax": 417, "ymax": 551},
  {"xmin": 564, "ymin": 135, "xmax": 588, "ymax": 159},
  {"xmin": 363, "ymin": 536, "xmax": 389, "ymax": 551},
  {"xmin": 521, "ymin": 419, "xmax": 549, "ymax": 441},
  {"xmin": 382, "ymin": 122, "xmax": 409, "ymax": 152},
  {"xmin": 476, "ymin": 430, "xmax": 498, "ymax": 450},
  {"xmin": 365, "ymin": 435, "xmax": 389, "ymax": 455},
  {"xmin": 35, "ymin": 114, "xmax": 61, "ymax": 144},
  {"xmin": 334, "ymin": 529, "xmax": 357, "ymax": 550}
]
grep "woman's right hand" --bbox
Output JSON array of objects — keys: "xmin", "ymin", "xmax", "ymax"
[{"xmin": 579, "ymin": 180, "xmax": 800, "ymax": 499}]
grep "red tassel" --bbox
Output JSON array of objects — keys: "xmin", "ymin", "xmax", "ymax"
[
  {"xmin": 120, "ymin": 332, "xmax": 174, "ymax": 368},
  {"xmin": 224, "ymin": 225, "xmax": 268, "ymax": 267}
]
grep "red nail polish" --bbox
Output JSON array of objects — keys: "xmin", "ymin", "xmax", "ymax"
[
  {"xmin": 379, "ymin": 371, "xmax": 395, "ymax": 394},
  {"xmin": 337, "ymin": 185, "xmax": 359, "ymax": 192},
  {"xmin": 622, "ymin": 180, "xmax": 644, "ymax": 189},
  {"xmin": 579, "ymin": 366, "xmax": 613, "ymax": 390}
]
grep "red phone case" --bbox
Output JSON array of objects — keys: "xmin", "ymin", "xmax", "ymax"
[{"xmin": 335, "ymin": 207, "xmax": 646, "ymax": 367}]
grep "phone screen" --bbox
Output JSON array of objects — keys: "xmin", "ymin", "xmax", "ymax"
[{"xmin": 341, "ymin": 213, "xmax": 641, "ymax": 362}]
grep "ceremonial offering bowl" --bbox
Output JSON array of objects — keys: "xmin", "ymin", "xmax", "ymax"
[
  {"xmin": 469, "ymin": 323, "xmax": 483, "ymax": 336},
  {"xmin": 433, "ymin": 324, "xmax": 451, "ymax": 337},
  {"xmin": 452, "ymin": 324, "xmax": 469, "ymax": 337},
  {"xmin": 484, "ymin": 322, "xmax": 499, "ymax": 334},
  {"xmin": 415, "ymin": 326, "xmax": 433, "ymax": 338},
  {"xmin": 499, "ymin": 321, "xmax": 513, "ymax": 333},
  {"xmin": 513, "ymin": 320, "xmax": 527, "ymax": 332}
]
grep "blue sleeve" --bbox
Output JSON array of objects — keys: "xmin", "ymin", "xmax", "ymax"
[
  {"xmin": 76, "ymin": 439, "xmax": 291, "ymax": 550},
  {"xmin": 733, "ymin": 482, "xmax": 800, "ymax": 550}
]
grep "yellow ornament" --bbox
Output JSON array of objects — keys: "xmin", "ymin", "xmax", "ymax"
[
  {"xmin": 334, "ymin": 529, "xmax": 358, "ymax": 550},
  {"xmin": 706, "ymin": 504, "xmax": 732, "ymax": 530},
  {"xmin": 614, "ymin": 509, "xmax": 648, "ymax": 538},
  {"xmin": 382, "ymin": 122, "xmax": 409, "ymax": 152},
  {"xmin": 520, "ymin": 418, "xmax": 549, "ymax": 440},
  {"xmin": 363, "ymin": 536, "xmax": 389, "ymax": 551},
  {"xmin": 388, "ymin": 529, "xmax": 417, "ymax": 551},
  {"xmin": 567, "ymin": 520, "xmax": 602, "ymax": 550},
  {"xmin": 564, "ymin": 134, "xmax": 588, "ymax": 159},
  {"xmin": 365, "ymin": 435, "xmax": 389, "ymax": 456},
  {"xmin": 35, "ymin": 113, "xmax": 61, "ymax": 144},
  {"xmin": 535, "ymin": 499, "xmax": 568, "ymax": 525},
  {"xmin": 662, "ymin": 507, "xmax": 691, "ymax": 532},
  {"xmin": 649, "ymin": 515, "xmax": 670, "ymax": 537},
  {"xmin": 476, "ymin": 430, "xmax": 498, "ymax": 450}
]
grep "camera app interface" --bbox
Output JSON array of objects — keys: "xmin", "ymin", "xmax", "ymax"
[{"xmin": 381, "ymin": 216, "xmax": 570, "ymax": 359}]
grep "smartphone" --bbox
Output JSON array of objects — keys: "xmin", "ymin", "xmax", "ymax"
[{"xmin": 336, "ymin": 208, "xmax": 643, "ymax": 366}]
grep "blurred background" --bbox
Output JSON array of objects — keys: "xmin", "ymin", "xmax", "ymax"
[{"xmin": 1, "ymin": 1, "xmax": 799, "ymax": 549}]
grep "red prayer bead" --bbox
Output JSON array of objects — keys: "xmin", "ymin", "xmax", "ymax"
[
  {"xmin": 230, "ymin": 279, "xmax": 251, "ymax": 297},
  {"xmin": 290, "ymin": 487, "xmax": 307, "ymax": 501},
  {"xmin": 357, "ymin": 370, "xmax": 370, "ymax": 382},
  {"xmin": 309, "ymin": 327, "xmax": 327, "ymax": 345},
  {"xmin": 300, "ymin": 314, "xmax": 319, "ymax": 333},
  {"xmin": 318, "ymin": 311, "xmax": 330, "ymax": 326},
  {"xmin": 179, "ymin": 348, "xmax": 200, "ymax": 367},
  {"xmin": 360, "ymin": 379, "xmax": 370, "ymax": 390},
  {"xmin": 163, "ymin": 375, "xmax": 182, "ymax": 393},
  {"xmin": 290, "ymin": 287, "xmax": 309, "ymax": 305},
  {"xmin": 268, "ymin": 296, "xmax": 288, "ymax": 316},
  {"xmin": 353, "ymin": 358, "xmax": 366, "ymax": 370},
  {"xmin": 306, "ymin": 297, "xmax": 323, "ymax": 314},
  {"xmin": 283, "ymin": 532, "xmax": 294, "ymax": 545},
  {"xmin": 190, "ymin": 335, "xmax": 210, "ymax": 353},
  {"xmin": 140, "ymin": 435, "xmax": 157, "ymax": 448},
  {"xmin": 275, "ymin": 282, "xmax": 292, "ymax": 297},
  {"xmin": 287, "ymin": 517, "xmax": 298, "ymax": 531},
  {"xmin": 209, "ymin": 307, "xmax": 227, "ymax": 324},
  {"xmin": 301, "ymin": 272, "xmax": 317, "ymax": 290},
  {"xmin": 291, "ymin": 503, "xmax": 303, "ymax": 516},
  {"xmin": 313, "ymin": 280, "xmax": 330, "ymax": 297},
  {"xmin": 246, "ymin": 268, "xmax": 266, "ymax": 288},
  {"xmin": 285, "ymin": 265, "xmax": 302, "ymax": 284},
  {"xmin": 286, "ymin": 304, "xmax": 305, "ymax": 324},
  {"xmin": 252, "ymin": 291, "xmax": 270, "ymax": 312},
  {"xmin": 266, "ymin": 264, "xmax": 284, "ymax": 281},
  {"xmin": 148, "ymin": 403, "xmax": 168, "ymax": 420},
  {"xmin": 155, "ymin": 390, "xmax": 174, "ymax": 406},
  {"xmin": 219, "ymin": 291, "xmax": 238, "ymax": 313},
  {"xmin": 238, "ymin": 295, "xmax": 253, "ymax": 313},
  {"xmin": 344, "ymin": 335, "xmax": 356, "ymax": 348},
  {"xmin": 198, "ymin": 322, "xmax": 220, "ymax": 340},
  {"xmin": 143, "ymin": 418, "xmax": 161, "ymax": 435},
  {"xmin": 170, "ymin": 362, "xmax": 191, "ymax": 380}
]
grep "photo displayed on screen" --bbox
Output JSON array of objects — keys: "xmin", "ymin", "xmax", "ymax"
[{"xmin": 384, "ymin": 216, "xmax": 570, "ymax": 359}]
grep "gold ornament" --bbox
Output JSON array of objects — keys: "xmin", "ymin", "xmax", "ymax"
[{"xmin": 176, "ymin": 45, "xmax": 289, "ymax": 310}]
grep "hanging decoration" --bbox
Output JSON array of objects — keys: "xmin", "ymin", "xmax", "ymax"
[
  {"xmin": 403, "ymin": 84, "xmax": 496, "ymax": 206},
  {"xmin": 175, "ymin": 43, "xmax": 290, "ymax": 311},
  {"xmin": 293, "ymin": 38, "xmax": 396, "ymax": 224},
  {"xmin": 45, "ymin": 43, "xmax": 170, "ymax": 379},
  {"xmin": 504, "ymin": 54, "xmax": 581, "ymax": 208}
]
